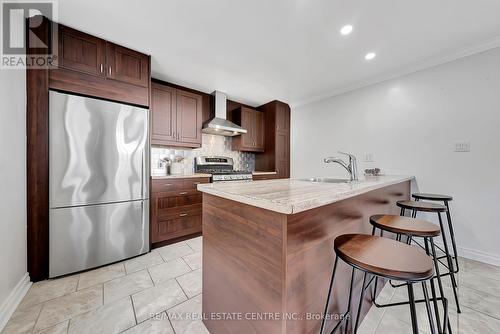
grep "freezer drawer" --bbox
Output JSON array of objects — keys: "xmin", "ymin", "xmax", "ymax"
[{"xmin": 49, "ymin": 200, "xmax": 149, "ymax": 277}]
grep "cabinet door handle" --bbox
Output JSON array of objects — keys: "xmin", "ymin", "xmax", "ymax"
[
  {"xmin": 179, "ymin": 213, "xmax": 188, "ymax": 217},
  {"xmin": 100, "ymin": 64, "xmax": 103, "ymax": 74},
  {"xmin": 163, "ymin": 183, "xmax": 172, "ymax": 187},
  {"xmin": 179, "ymin": 191, "xmax": 188, "ymax": 195},
  {"xmin": 108, "ymin": 65, "xmax": 112, "ymax": 76}
]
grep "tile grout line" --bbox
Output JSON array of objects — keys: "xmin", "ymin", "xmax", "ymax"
[
  {"xmin": 30, "ymin": 288, "xmax": 105, "ymax": 333},
  {"xmin": 167, "ymin": 316, "xmax": 178, "ymax": 334},
  {"xmin": 146, "ymin": 267, "xmax": 156, "ymax": 287},
  {"xmin": 461, "ymin": 304, "xmax": 500, "ymax": 322},
  {"xmin": 180, "ymin": 256, "xmax": 195, "ymax": 271},
  {"xmin": 129, "ymin": 295, "xmax": 138, "ymax": 326},
  {"xmin": 186, "ymin": 241, "xmax": 198, "ymax": 253},
  {"xmin": 175, "ymin": 277, "xmax": 190, "ymax": 300},
  {"xmin": 28, "ymin": 301, "xmax": 44, "ymax": 334}
]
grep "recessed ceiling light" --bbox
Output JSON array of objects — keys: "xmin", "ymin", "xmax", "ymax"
[
  {"xmin": 340, "ymin": 25, "xmax": 353, "ymax": 36},
  {"xmin": 365, "ymin": 52, "xmax": 376, "ymax": 61}
]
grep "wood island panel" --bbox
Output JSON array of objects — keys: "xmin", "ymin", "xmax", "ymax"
[{"xmin": 202, "ymin": 180, "xmax": 410, "ymax": 334}]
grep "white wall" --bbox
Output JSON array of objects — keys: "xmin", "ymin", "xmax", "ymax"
[
  {"xmin": 0, "ymin": 69, "xmax": 28, "ymax": 323},
  {"xmin": 292, "ymin": 47, "xmax": 500, "ymax": 265}
]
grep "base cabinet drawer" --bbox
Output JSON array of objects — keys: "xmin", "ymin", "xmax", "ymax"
[
  {"xmin": 153, "ymin": 215, "xmax": 202, "ymax": 243},
  {"xmin": 151, "ymin": 176, "xmax": 210, "ymax": 245},
  {"xmin": 157, "ymin": 193, "xmax": 202, "ymax": 210},
  {"xmin": 158, "ymin": 204, "xmax": 202, "ymax": 220}
]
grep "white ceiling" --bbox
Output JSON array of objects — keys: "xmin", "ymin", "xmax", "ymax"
[{"xmin": 59, "ymin": 0, "xmax": 500, "ymax": 106}]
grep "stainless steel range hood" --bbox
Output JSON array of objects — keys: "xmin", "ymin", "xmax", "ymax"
[{"xmin": 202, "ymin": 91, "xmax": 247, "ymax": 136}]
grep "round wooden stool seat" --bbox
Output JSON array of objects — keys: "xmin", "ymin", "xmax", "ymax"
[
  {"xmin": 397, "ymin": 200, "xmax": 447, "ymax": 213},
  {"xmin": 412, "ymin": 193, "xmax": 453, "ymax": 202},
  {"xmin": 370, "ymin": 215, "xmax": 441, "ymax": 238},
  {"xmin": 334, "ymin": 234, "xmax": 434, "ymax": 281}
]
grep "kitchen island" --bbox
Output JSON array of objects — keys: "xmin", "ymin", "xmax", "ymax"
[{"xmin": 198, "ymin": 176, "xmax": 413, "ymax": 334}]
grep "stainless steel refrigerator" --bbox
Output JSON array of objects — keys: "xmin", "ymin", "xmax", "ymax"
[{"xmin": 49, "ymin": 91, "xmax": 149, "ymax": 278}]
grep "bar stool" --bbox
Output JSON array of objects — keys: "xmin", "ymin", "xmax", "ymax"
[
  {"xmin": 397, "ymin": 200, "xmax": 461, "ymax": 313},
  {"xmin": 412, "ymin": 193, "xmax": 459, "ymax": 275},
  {"xmin": 370, "ymin": 215, "xmax": 452, "ymax": 334},
  {"xmin": 320, "ymin": 234, "xmax": 438, "ymax": 334}
]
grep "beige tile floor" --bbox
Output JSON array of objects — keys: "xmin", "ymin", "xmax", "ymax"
[{"xmin": 2, "ymin": 236, "xmax": 500, "ymax": 334}]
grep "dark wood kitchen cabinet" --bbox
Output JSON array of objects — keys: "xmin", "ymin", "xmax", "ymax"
[
  {"xmin": 27, "ymin": 16, "xmax": 151, "ymax": 281},
  {"xmin": 151, "ymin": 177, "xmax": 210, "ymax": 245},
  {"xmin": 106, "ymin": 42, "xmax": 149, "ymax": 87},
  {"xmin": 231, "ymin": 107, "xmax": 265, "ymax": 152},
  {"xmin": 58, "ymin": 25, "xmax": 106, "ymax": 77},
  {"xmin": 255, "ymin": 101, "xmax": 291, "ymax": 178},
  {"xmin": 57, "ymin": 25, "xmax": 149, "ymax": 87},
  {"xmin": 151, "ymin": 83, "xmax": 176, "ymax": 144},
  {"xmin": 51, "ymin": 23, "xmax": 151, "ymax": 106},
  {"xmin": 151, "ymin": 82, "xmax": 203, "ymax": 148}
]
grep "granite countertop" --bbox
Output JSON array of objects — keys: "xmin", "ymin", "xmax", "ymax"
[
  {"xmin": 151, "ymin": 173, "xmax": 212, "ymax": 179},
  {"xmin": 197, "ymin": 175, "xmax": 414, "ymax": 214},
  {"xmin": 252, "ymin": 171, "xmax": 277, "ymax": 175}
]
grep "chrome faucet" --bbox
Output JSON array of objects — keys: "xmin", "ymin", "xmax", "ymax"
[{"xmin": 324, "ymin": 151, "xmax": 358, "ymax": 181}]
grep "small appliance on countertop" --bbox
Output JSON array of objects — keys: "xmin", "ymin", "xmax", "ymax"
[{"xmin": 194, "ymin": 156, "xmax": 252, "ymax": 182}]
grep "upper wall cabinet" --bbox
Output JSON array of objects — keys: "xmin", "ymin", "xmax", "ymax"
[
  {"xmin": 231, "ymin": 107, "xmax": 265, "ymax": 152},
  {"xmin": 106, "ymin": 42, "xmax": 149, "ymax": 87},
  {"xmin": 151, "ymin": 84, "xmax": 176, "ymax": 144},
  {"xmin": 151, "ymin": 82, "xmax": 203, "ymax": 148},
  {"xmin": 255, "ymin": 101, "xmax": 291, "ymax": 178},
  {"xmin": 51, "ymin": 23, "xmax": 150, "ymax": 107},
  {"xmin": 176, "ymin": 90, "xmax": 203, "ymax": 145},
  {"xmin": 58, "ymin": 25, "xmax": 106, "ymax": 77}
]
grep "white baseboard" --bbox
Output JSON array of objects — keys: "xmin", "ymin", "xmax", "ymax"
[
  {"xmin": 456, "ymin": 246, "xmax": 500, "ymax": 267},
  {"xmin": 434, "ymin": 241, "xmax": 500, "ymax": 267},
  {"xmin": 0, "ymin": 273, "xmax": 32, "ymax": 332}
]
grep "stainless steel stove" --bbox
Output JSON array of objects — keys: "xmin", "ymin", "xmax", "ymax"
[{"xmin": 194, "ymin": 156, "xmax": 253, "ymax": 182}]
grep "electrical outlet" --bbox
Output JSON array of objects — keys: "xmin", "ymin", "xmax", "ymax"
[
  {"xmin": 364, "ymin": 152, "xmax": 374, "ymax": 162},
  {"xmin": 454, "ymin": 142, "xmax": 470, "ymax": 152}
]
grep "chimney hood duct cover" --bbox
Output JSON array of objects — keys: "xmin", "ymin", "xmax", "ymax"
[{"xmin": 201, "ymin": 91, "xmax": 247, "ymax": 136}]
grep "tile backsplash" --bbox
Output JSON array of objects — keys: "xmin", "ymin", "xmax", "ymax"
[{"xmin": 151, "ymin": 134, "xmax": 255, "ymax": 176}]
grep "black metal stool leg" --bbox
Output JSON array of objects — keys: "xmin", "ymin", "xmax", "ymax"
[
  {"xmin": 422, "ymin": 281, "xmax": 437, "ymax": 334},
  {"xmin": 408, "ymin": 283, "xmax": 419, "ymax": 334},
  {"xmin": 430, "ymin": 239, "xmax": 452, "ymax": 334},
  {"xmin": 343, "ymin": 268, "xmax": 355, "ymax": 334},
  {"xmin": 437, "ymin": 212, "xmax": 461, "ymax": 313},
  {"xmin": 413, "ymin": 198, "xmax": 419, "ymax": 218},
  {"xmin": 425, "ymin": 238, "xmax": 443, "ymax": 334},
  {"xmin": 444, "ymin": 201, "xmax": 460, "ymax": 274},
  {"xmin": 321, "ymin": 255, "xmax": 339, "ymax": 334},
  {"xmin": 353, "ymin": 272, "xmax": 368, "ymax": 333}
]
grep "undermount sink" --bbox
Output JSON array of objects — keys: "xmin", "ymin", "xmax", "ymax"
[{"xmin": 300, "ymin": 177, "xmax": 351, "ymax": 183}]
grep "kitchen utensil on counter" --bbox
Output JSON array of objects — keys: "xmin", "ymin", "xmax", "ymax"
[
  {"xmin": 364, "ymin": 168, "xmax": 384, "ymax": 176},
  {"xmin": 159, "ymin": 157, "xmax": 171, "ymax": 175},
  {"xmin": 170, "ymin": 156, "xmax": 184, "ymax": 175}
]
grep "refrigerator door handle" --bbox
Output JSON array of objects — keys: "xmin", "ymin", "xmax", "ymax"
[{"xmin": 141, "ymin": 150, "xmax": 144, "ymax": 199}]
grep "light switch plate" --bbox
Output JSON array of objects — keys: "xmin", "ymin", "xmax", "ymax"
[
  {"xmin": 454, "ymin": 142, "xmax": 470, "ymax": 152},
  {"xmin": 364, "ymin": 152, "xmax": 374, "ymax": 162}
]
